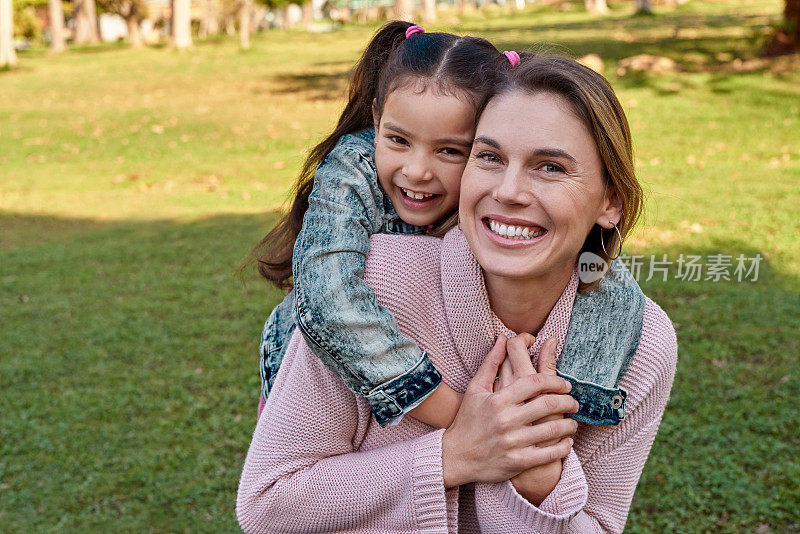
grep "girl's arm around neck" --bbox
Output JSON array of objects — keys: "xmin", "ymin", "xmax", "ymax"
[
  {"xmin": 291, "ymin": 140, "xmax": 443, "ymax": 427},
  {"xmin": 408, "ymin": 381, "xmax": 463, "ymax": 429}
]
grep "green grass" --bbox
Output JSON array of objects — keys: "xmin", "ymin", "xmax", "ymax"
[{"xmin": 1, "ymin": 0, "xmax": 799, "ymax": 531}]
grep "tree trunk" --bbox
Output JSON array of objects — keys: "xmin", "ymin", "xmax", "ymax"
[
  {"xmin": 74, "ymin": 0, "xmax": 101, "ymax": 43},
  {"xmin": 200, "ymin": 0, "xmax": 220, "ymax": 38},
  {"xmin": 302, "ymin": 1, "xmax": 312, "ymax": 30},
  {"xmin": 224, "ymin": 15, "xmax": 235, "ymax": 35},
  {"xmin": 0, "ymin": 0, "xmax": 16, "ymax": 67},
  {"xmin": 173, "ymin": 0, "xmax": 192, "ymax": 49},
  {"xmin": 48, "ymin": 0, "xmax": 66, "ymax": 52},
  {"xmin": 239, "ymin": 0, "xmax": 250, "ymax": 49},
  {"xmin": 513, "ymin": 0, "xmax": 525, "ymax": 11},
  {"xmin": 126, "ymin": 16, "xmax": 143, "ymax": 47},
  {"xmin": 394, "ymin": 0, "xmax": 413, "ymax": 21},
  {"xmin": 786, "ymin": 0, "xmax": 800, "ymax": 45},
  {"xmin": 281, "ymin": 4, "xmax": 292, "ymax": 30},
  {"xmin": 584, "ymin": 0, "xmax": 608, "ymax": 15},
  {"xmin": 422, "ymin": 0, "xmax": 436, "ymax": 22},
  {"xmin": 635, "ymin": 0, "xmax": 652, "ymax": 14}
]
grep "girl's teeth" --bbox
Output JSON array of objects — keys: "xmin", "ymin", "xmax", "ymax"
[
  {"xmin": 488, "ymin": 220, "xmax": 545, "ymax": 240},
  {"xmin": 402, "ymin": 188, "xmax": 434, "ymax": 200}
]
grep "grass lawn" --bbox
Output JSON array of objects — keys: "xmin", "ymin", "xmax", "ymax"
[{"xmin": 1, "ymin": 0, "xmax": 798, "ymax": 531}]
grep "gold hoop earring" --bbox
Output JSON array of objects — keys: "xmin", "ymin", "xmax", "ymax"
[{"xmin": 600, "ymin": 221, "xmax": 622, "ymax": 260}]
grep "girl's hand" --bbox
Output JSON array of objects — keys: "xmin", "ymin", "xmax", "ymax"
[
  {"xmin": 441, "ymin": 335, "xmax": 578, "ymax": 489},
  {"xmin": 497, "ymin": 336, "xmax": 577, "ymax": 505}
]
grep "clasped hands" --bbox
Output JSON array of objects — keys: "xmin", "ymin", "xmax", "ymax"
[{"xmin": 441, "ymin": 334, "xmax": 579, "ymax": 505}]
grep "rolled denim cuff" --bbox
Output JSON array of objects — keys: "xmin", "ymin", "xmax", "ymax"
[
  {"xmin": 363, "ymin": 352, "xmax": 442, "ymax": 428},
  {"xmin": 558, "ymin": 371, "xmax": 628, "ymax": 426}
]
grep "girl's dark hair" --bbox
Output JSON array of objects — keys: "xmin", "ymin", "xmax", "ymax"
[
  {"xmin": 494, "ymin": 53, "xmax": 643, "ymax": 292},
  {"xmin": 248, "ymin": 21, "xmax": 504, "ymax": 288}
]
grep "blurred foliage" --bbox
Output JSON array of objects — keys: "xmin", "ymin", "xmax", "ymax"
[
  {"xmin": 96, "ymin": 0, "xmax": 149, "ymax": 21},
  {"xmin": 13, "ymin": 5, "xmax": 43, "ymax": 43}
]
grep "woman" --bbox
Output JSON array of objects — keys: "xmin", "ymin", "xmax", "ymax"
[{"xmin": 237, "ymin": 54, "xmax": 677, "ymax": 533}]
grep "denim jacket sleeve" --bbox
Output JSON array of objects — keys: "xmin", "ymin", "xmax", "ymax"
[{"xmin": 292, "ymin": 131, "xmax": 442, "ymax": 427}]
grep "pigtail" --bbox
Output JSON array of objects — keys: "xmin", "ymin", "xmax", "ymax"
[{"xmin": 245, "ymin": 21, "xmax": 413, "ymax": 288}]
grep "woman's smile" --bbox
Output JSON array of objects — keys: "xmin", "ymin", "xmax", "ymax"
[{"xmin": 481, "ymin": 216, "xmax": 548, "ymax": 247}]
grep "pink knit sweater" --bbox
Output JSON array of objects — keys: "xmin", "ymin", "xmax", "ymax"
[{"xmin": 237, "ymin": 229, "xmax": 678, "ymax": 534}]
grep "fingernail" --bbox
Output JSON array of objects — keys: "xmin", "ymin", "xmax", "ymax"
[{"xmin": 568, "ymin": 438, "xmax": 574, "ymax": 446}]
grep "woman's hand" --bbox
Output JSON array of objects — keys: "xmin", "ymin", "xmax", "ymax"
[
  {"xmin": 497, "ymin": 336, "xmax": 578, "ymax": 505},
  {"xmin": 441, "ymin": 335, "xmax": 578, "ymax": 489}
]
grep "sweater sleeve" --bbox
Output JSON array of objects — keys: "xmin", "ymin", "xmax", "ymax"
[
  {"xmin": 236, "ymin": 331, "xmax": 454, "ymax": 534},
  {"xmin": 292, "ymin": 141, "xmax": 441, "ymax": 427},
  {"xmin": 471, "ymin": 300, "xmax": 678, "ymax": 534}
]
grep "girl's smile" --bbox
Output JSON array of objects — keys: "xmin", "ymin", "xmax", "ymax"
[{"xmin": 374, "ymin": 84, "xmax": 476, "ymax": 227}]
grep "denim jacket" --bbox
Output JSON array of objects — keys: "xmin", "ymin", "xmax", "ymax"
[
  {"xmin": 260, "ymin": 128, "xmax": 647, "ymax": 428},
  {"xmin": 260, "ymin": 128, "xmax": 442, "ymax": 427}
]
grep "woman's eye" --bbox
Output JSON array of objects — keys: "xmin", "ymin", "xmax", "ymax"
[
  {"xmin": 476, "ymin": 151, "xmax": 501, "ymax": 163},
  {"xmin": 542, "ymin": 162, "xmax": 565, "ymax": 173}
]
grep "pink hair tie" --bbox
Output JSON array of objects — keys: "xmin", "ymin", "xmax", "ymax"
[
  {"xmin": 504, "ymin": 51, "xmax": 520, "ymax": 67},
  {"xmin": 405, "ymin": 25, "xmax": 425, "ymax": 39}
]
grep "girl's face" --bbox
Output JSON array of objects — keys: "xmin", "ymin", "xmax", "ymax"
[
  {"xmin": 460, "ymin": 90, "xmax": 622, "ymax": 282},
  {"xmin": 374, "ymin": 85, "xmax": 476, "ymax": 227}
]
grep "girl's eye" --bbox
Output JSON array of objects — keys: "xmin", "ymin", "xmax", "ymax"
[
  {"xmin": 440, "ymin": 147, "xmax": 465, "ymax": 157},
  {"xmin": 389, "ymin": 136, "xmax": 408, "ymax": 146},
  {"xmin": 476, "ymin": 151, "xmax": 501, "ymax": 163}
]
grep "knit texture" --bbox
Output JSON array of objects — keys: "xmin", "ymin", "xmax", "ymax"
[{"xmin": 237, "ymin": 229, "xmax": 678, "ymax": 533}]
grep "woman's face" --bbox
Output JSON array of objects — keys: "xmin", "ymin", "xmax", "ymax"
[{"xmin": 459, "ymin": 90, "xmax": 621, "ymax": 282}]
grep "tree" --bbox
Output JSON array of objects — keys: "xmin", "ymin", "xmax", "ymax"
[
  {"xmin": 97, "ymin": 0, "xmax": 148, "ymax": 46},
  {"xmin": 301, "ymin": 0, "xmax": 311, "ymax": 29},
  {"xmin": 635, "ymin": 0, "xmax": 652, "ymax": 14},
  {"xmin": 172, "ymin": 0, "xmax": 192, "ymax": 49},
  {"xmin": 74, "ymin": 0, "xmax": 101, "ymax": 43},
  {"xmin": 764, "ymin": 0, "xmax": 800, "ymax": 54},
  {"xmin": 394, "ymin": 0, "xmax": 413, "ymax": 20},
  {"xmin": 422, "ymin": 0, "xmax": 435, "ymax": 22},
  {"xmin": 199, "ymin": 0, "xmax": 220, "ymax": 38},
  {"xmin": 48, "ymin": 0, "xmax": 66, "ymax": 51},
  {"xmin": 239, "ymin": 0, "xmax": 250, "ymax": 48},
  {"xmin": 0, "ymin": 0, "xmax": 16, "ymax": 67},
  {"xmin": 584, "ymin": 0, "xmax": 608, "ymax": 15}
]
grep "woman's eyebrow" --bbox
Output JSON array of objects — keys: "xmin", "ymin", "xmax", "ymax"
[
  {"xmin": 531, "ymin": 148, "xmax": 577, "ymax": 164},
  {"xmin": 474, "ymin": 135, "xmax": 500, "ymax": 148}
]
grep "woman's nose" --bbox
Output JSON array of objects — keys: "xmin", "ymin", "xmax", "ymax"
[{"xmin": 492, "ymin": 166, "xmax": 531, "ymax": 205}]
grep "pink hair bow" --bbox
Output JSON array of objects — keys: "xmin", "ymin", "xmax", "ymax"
[
  {"xmin": 405, "ymin": 25, "xmax": 425, "ymax": 39},
  {"xmin": 504, "ymin": 51, "xmax": 521, "ymax": 67}
]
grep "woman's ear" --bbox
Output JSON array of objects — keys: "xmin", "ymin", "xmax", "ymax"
[{"xmin": 596, "ymin": 187, "xmax": 623, "ymax": 228}]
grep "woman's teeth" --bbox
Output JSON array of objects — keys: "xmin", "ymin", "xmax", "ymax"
[
  {"xmin": 401, "ymin": 188, "xmax": 435, "ymax": 200},
  {"xmin": 488, "ymin": 220, "xmax": 546, "ymax": 240}
]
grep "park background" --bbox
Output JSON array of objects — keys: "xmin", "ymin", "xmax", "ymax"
[{"xmin": 1, "ymin": 0, "xmax": 799, "ymax": 531}]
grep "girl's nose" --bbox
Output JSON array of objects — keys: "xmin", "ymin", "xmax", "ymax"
[
  {"xmin": 402, "ymin": 153, "xmax": 434, "ymax": 183},
  {"xmin": 492, "ymin": 166, "xmax": 532, "ymax": 205}
]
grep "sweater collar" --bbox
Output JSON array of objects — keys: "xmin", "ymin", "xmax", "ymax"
[{"xmin": 440, "ymin": 228, "xmax": 579, "ymax": 375}]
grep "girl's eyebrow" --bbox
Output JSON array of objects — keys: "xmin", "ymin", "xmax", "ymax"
[{"xmin": 384, "ymin": 122, "xmax": 471, "ymax": 147}]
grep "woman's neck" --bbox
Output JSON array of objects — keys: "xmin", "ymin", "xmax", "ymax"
[{"xmin": 484, "ymin": 263, "xmax": 575, "ymax": 336}]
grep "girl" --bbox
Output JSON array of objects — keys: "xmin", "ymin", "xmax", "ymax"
[{"xmin": 251, "ymin": 21, "xmax": 507, "ymax": 428}]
